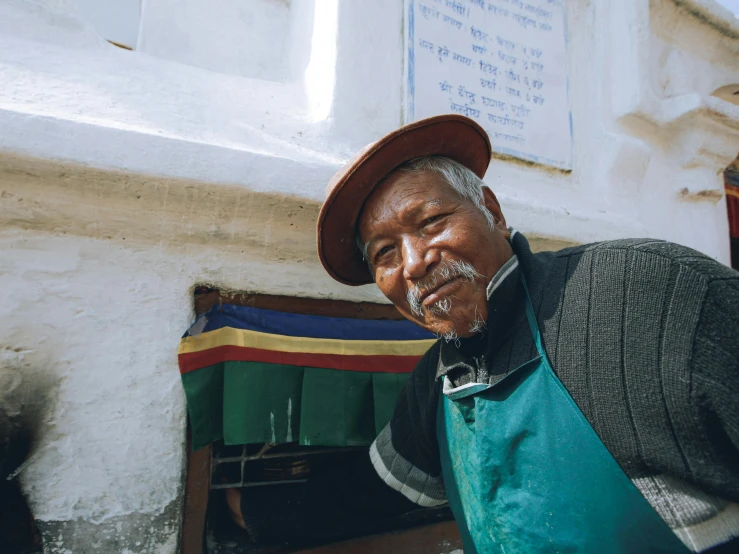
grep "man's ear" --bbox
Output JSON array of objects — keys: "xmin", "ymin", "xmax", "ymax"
[{"xmin": 482, "ymin": 186, "xmax": 510, "ymax": 236}]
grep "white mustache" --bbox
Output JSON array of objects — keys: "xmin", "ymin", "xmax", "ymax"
[{"xmin": 406, "ymin": 260, "xmax": 483, "ymax": 317}]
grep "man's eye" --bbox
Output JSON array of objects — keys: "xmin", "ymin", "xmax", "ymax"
[
  {"xmin": 375, "ymin": 245, "xmax": 393, "ymax": 259},
  {"xmin": 424, "ymin": 214, "xmax": 444, "ymax": 226}
]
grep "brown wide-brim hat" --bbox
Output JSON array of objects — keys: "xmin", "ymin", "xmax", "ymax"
[{"xmin": 316, "ymin": 114, "xmax": 492, "ymax": 286}]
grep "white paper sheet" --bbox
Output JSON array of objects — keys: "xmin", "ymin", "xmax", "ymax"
[{"xmin": 406, "ymin": 0, "xmax": 572, "ymax": 170}]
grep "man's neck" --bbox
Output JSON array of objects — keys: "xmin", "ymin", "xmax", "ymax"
[{"xmin": 436, "ymin": 246, "xmax": 525, "ymax": 377}]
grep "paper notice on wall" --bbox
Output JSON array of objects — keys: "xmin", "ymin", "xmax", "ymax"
[{"xmin": 405, "ymin": 0, "xmax": 572, "ymax": 170}]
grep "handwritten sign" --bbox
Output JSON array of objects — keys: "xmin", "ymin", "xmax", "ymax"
[{"xmin": 406, "ymin": 0, "xmax": 572, "ymax": 170}]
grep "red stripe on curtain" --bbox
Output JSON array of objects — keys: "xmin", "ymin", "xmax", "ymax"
[{"xmin": 178, "ymin": 345, "xmax": 421, "ymax": 375}]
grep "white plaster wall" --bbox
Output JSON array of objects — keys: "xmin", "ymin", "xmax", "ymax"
[
  {"xmin": 0, "ymin": 0, "xmax": 738, "ymax": 552},
  {"xmin": 74, "ymin": 0, "xmax": 140, "ymax": 48},
  {"xmin": 715, "ymin": 0, "xmax": 739, "ymax": 14},
  {"xmin": 0, "ymin": 0, "xmax": 106, "ymax": 49},
  {"xmin": 1, "ymin": 233, "xmax": 187, "ymax": 520},
  {"xmin": 138, "ymin": 0, "xmax": 298, "ymax": 82}
]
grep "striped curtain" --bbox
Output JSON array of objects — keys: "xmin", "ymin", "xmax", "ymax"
[{"xmin": 178, "ymin": 304, "xmax": 435, "ymax": 450}]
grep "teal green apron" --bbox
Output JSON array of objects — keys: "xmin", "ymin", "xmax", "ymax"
[{"xmin": 437, "ymin": 278, "xmax": 690, "ymax": 553}]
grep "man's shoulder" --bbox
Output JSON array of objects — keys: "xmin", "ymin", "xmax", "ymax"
[
  {"xmin": 400, "ymin": 340, "xmax": 443, "ymax": 398},
  {"xmin": 552, "ymin": 238, "xmax": 736, "ymax": 280},
  {"xmin": 555, "ymin": 237, "xmax": 705, "ymax": 259},
  {"xmin": 412, "ymin": 340, "xmax": 442, "ymax": 377}
]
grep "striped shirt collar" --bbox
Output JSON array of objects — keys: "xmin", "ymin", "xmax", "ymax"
[{"xmin": 487, "ymin": 254, "xmax": 520, "ymax": 299}]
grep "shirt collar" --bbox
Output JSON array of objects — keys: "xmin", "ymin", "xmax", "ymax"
[{"xmin": 487, "ymin": 254, "xmax": 519, "ymax": 299}]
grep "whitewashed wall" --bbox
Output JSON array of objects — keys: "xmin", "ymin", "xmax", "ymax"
[{"xmin": 0, "ymin": 0, "xmax": 738, "ymax": 552}]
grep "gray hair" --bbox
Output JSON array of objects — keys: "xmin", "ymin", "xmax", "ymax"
[{"xmin": 356, "ymin": 156, "xmax": 496, "ymax": 263}]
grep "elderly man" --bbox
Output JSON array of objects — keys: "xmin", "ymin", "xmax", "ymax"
[{"xmin": 313, "ymin": 115, "xmax": 739, "ymax": 553}]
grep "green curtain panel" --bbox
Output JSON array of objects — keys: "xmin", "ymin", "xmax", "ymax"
[{"xmin": 182, "ymin": 362, "xmax": 411, "ymax": 450}]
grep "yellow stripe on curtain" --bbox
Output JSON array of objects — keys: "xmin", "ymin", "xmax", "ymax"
[{"xmin": 179, "ymin": 326, "xmax": 436, "ymax": 357}]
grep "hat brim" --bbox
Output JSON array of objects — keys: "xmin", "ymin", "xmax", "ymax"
[{"xmin": 317, "ymin": 115, "xmax": 492, "ymax": 286}]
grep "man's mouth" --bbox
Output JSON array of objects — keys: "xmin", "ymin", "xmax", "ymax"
[
  {"xmin": 420, "ymin": 276, "xmax": 462, "ymax": 308},
  {"xmin": 406, "ymin": 259, "xmax": 484, "ymax": 318}
]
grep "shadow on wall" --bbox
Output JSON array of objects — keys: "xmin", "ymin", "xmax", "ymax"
[{"xmin": 0, "ymin": 365, "xmax": 59, "ymax": 554}]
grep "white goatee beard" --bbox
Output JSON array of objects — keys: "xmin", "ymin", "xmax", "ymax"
[
  {"xmin": 406, "ymin": 260, "xmax": 487, "ymax": 341},
  {"xmin": 468, "ymin": 305, "xmax": 487, "ymax": 335}
]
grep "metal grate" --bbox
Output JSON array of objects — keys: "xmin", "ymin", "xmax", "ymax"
[{"xmin": 209, "ymin": 442, "xmax": 363, "ymax": 490}]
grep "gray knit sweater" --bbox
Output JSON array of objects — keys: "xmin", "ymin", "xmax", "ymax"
[{"xmin": 370, "ymin": 231, "xmax": 739, "ymax": 552}]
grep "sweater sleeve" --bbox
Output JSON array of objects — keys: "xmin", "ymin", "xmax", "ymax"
[
  {"xmin": 690, "ymin": 273, "xmax": 739, "ymax": 502},
  {"xmin": 370, "ymin": 342, "xmax": 447, "ymax": 507}
]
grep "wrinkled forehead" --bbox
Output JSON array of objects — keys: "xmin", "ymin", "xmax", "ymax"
[{"xmin": 356, "ymin": 169, "xmax": 453, "ymax": 239}]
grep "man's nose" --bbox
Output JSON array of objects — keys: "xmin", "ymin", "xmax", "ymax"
[{"xmin": 401, "ymin": 235, "xmax": 437, "ymax": 281}]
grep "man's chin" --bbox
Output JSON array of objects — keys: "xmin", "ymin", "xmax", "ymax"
[
  {"xmin": 418, "ymin": 309, "xmax": 487, "ymax": 340},
  {"xmin": 419, "ymin": 316, "xmax": 470, "ymax": 340}
]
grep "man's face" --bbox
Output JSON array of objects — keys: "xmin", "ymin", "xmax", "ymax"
[{"xmin": 357, "ymin": 170, "xmax": 513, "ymax": 339}]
